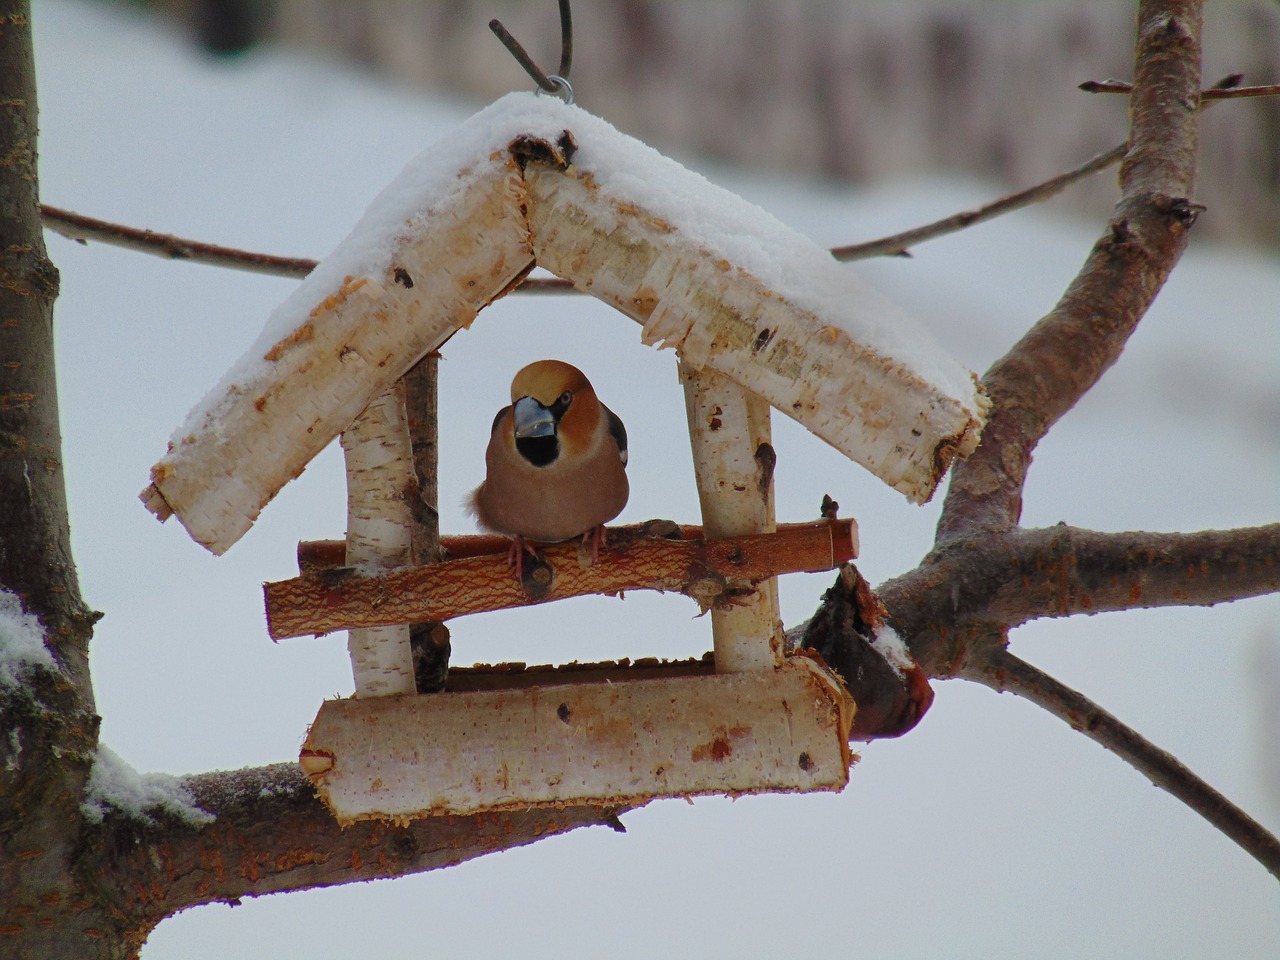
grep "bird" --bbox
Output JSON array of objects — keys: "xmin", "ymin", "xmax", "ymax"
[{"xmin": 469, "ymin": 359, "xmax": 628, "ymax": 576}]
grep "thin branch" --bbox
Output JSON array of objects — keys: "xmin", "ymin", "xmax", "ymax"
[
  {"xmin": 964, "ymin": 648, "xmax": 1280, "ymax": 881},
  {"xmin": 1081, "ymin": 78, "xmax": 1280, "ymax": 99},
  {"xmin": 935, "ymin": 1, "xmax": 1204, "ymax": 543},
  {"xmin": 488, "ymin": 18, "xmax": 560, "ymax": 93},
  {"xmin": 40, "ymin": 204, "xmax": 318, "ymax": 278},
  {"xmin": 41, "ymin": 203, "xmax": 577, "ymax": 291},
  {"xmin": 830, "ymin": 143, "xmax": 1127, "ymax": 261},
  {"xmin": 879, "ymin": 524, "xmax": 1280, "ymax": 675}
]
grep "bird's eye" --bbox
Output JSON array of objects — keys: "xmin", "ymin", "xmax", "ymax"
[{"xmin": 558, "ymin": 390, "xmax": 572, "ymax": 407}]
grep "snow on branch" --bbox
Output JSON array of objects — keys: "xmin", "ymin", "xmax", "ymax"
[
  {"xmin": 0, "ymin": 586, "xmax": 60, "ymax": 688},
  {"xmin": 81, "ymin": 744, "xmax": 214, "ymax": 827}
]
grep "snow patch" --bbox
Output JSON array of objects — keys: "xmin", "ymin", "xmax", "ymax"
[
  {"xmin": 82, "ymin": 744, "xmax": 214, "ymax": 826},
  {"xmin": 871, "ymin": 624, "xmax": 916, "ymax": 679},
  {"xmin": 0, "ymin": 587, "xmax": 59, "ymax": 688}
]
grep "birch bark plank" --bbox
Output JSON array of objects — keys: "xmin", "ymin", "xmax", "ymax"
[
  {"xmin": 142, "ymin": 157, "xmax": 534, "ymax": 554},
  {"xmin": 299, "ymin": 655, "xmax": 856, "ymax": 823}
]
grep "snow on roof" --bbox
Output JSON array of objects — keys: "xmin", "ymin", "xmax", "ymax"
[
  {"xmin": 151, "ymin": 92, "xmax": 985, "ymax": 552},
  {"xmin": 176, "ymin": 91, "xmax": 978, "ymax": 447}
]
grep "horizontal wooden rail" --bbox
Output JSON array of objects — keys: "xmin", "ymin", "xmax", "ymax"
[
  {"xmin": 266, "ymin": 519, "xmax": 857, "ymax": 640},
  {"xmin": 296, "ymin": 521, "xmax": 720, "ymax": 570}
]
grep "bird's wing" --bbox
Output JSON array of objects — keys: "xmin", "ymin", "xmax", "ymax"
[{"xmin": 603, "ymin": 402, "xmax": 628, "ymax": 467}]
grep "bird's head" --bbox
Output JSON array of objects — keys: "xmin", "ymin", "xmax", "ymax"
[{"xmin": 508, "ymin": 359, "xmax": 602, "ymax": 466}]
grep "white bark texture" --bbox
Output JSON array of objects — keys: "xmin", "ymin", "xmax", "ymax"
[
  {"xmin": 145, "ymin": 93, "xmax": 983, "ymax": 559},
  {"xmin": 142, "ymin": 155, "xmax": 534, "ymax": 554},
  {"xmin": 680, "ymin": 362, "xmax": 783, "ymax": 673},
  {"xmin": 299, "ymin": 654, "xmax": 855, "ymax": 823},
  {"xmin": 341, "ymin": 384, "xmax": 416, "ymax": 698},
  {"xmin": 525, "ymin": 161, "xmax": 986, "ymax": 504}
]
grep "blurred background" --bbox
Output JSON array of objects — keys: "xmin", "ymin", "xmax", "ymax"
[
  {"xmin": 104, "ymin": 0, "xmax": 1280, "ymax": 243},
  {"xmin": 31, "ymin": 1, "xmax": 1280, "ymax": 958}
]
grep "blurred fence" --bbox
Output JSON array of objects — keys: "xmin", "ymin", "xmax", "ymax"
[{"xmin": 168, "ymin": 0, "xmax": 1280, "ymax": 244}]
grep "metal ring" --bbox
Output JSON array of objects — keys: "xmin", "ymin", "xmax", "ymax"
[{"xmin": 536, "ymin": 75, "xmax": 574, "ymax": 105}]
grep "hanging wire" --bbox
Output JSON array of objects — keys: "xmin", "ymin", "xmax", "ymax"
[{"xmin": 489, "ymin": 0, "xmax": 574, "ymax": 102}]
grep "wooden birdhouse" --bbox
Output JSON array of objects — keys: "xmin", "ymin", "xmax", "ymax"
[{"xmin": 142, "ymin": 93, "xmax": 988, "ymax": 824}]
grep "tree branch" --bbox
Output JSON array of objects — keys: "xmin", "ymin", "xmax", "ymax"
[
  {"xmin": 100, "ymin": 763, "xmax": 624, "ymax": 931},
  {"xmin": 963, "ymin": 647, "xmax": 1280, "ymax": 881},
  {"xmin": 39, "ymin": 203, "xmax": 575, "ymax": 291},
  {"xmin": 1080, "ymin": 78, "xmax": 1280, "ymax": 99},
  {"xmin": 829, "ymin": 143, "xmax": 1126, "ymax": 261},
  {"xmin": 41, "ymin": 134, "xmax": 1132, "ymax": 279},
  {"xmin": 880, "ymin": 524, "xmax": 1280, "ymax": 677},
  {"xmin": 935, "ymin": 1, "xmax": 1204, "ymax": 542}
]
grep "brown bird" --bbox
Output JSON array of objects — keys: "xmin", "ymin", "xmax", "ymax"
[{"xmin": 469, "ymin": 360, "xmax": 628, "ymax": 574}]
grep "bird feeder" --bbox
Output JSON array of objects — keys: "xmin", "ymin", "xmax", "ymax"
[{"xmin": 142, "ymin": 93, "xmax": 987, "ymax": 824}]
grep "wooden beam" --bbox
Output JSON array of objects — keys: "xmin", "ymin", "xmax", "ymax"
[
  {"xmin": 524, "ymin": 157, "xmax": 988, "ymax": 505},
  {"xmin": 297, "ymin": 522, "xmax": 714, "ymax": 571},
  {"xmin": 142, "ymin": 153, "xmax": 535, "ymax": 555},
  {"xmin": 266, "ymin": 519, "xmax": 858, "ymax": 640},
  {"xmin": 299, "ymin": 654, "xmax": 856, "ymax": 823}
]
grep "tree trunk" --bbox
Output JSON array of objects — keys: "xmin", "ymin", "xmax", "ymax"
[{"xmin": 0, "ymin": 3, "xmax": 124, "ymax": 956}]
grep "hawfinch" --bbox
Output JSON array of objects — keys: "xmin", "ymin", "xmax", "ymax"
[{"xmin": 469, "ymin": 360, "xmax": 628, "ymax": 570}]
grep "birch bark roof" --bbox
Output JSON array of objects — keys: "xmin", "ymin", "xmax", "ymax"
[{"xmin": 144, "ymin": 92, "xmax": 987, "ymax": 555}]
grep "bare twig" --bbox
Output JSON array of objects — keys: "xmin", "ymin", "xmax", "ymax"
[
  {"xmin": 41, "ymin": 203, "xmax": 577, "ymax": 291},
  {"xmin": 935, "ymin": 0, "xmax": 1205, "ymax": 542},
  {"xmin": 830, "ymin": 143, "xmax": 1127, "ymax": 260},
  {"xmin": 40, "ymin": 203, "xmax": 317, "ymax": 278},
  {"xmin": 964, "ymin": 648, "xmax": 1280, "ymax": 881},
  {"xmin": 488, "ymin": 19, "xmax": 559, "ymax": 93},
  {"xmin": 1081, "ymin": 78, "xmax": 1280, "ymax": 99}
]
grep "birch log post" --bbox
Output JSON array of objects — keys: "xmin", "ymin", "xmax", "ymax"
[
  {"xmin": 680, "ymin": 363, "xmax": 782, "ymax": 673},
  {"xmin": 341, "ymin": 385, "xmax": 416, "ymax": 698}
]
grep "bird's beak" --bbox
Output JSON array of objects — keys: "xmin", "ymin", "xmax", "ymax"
[{"xmin": 513, "ymin": 396, "xmax": 557, "ymax": 439}]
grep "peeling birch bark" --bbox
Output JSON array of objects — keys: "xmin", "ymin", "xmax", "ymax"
[
  {"xmin": 266, "ymin": 520, "xmax": 858, "ymax": 640},
  {"xmin": 299, "ymin": 654, "xmax": 855, "ymax": 822},
  {"xmin": 524, "ymin": 160, "xmax": 987, "ymax": 504},
  {"xmin": 146, "ymin": 94, "xmax": 983, "ymax": 559},
  {"xmin": 142, "ymin": 154, "xmax": 534, "ymax": 555},
  {"xmin": 341, "ymin": 385, "xmax": 416, "ymax": 698},
  {"xmin": 680, "ymin": 362, "xmax": 782, "ymax": 673}
]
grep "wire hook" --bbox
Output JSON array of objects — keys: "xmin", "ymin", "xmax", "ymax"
[{"xmin": 489, "ymin": 0, "xmax": 574, "ymax": 102}]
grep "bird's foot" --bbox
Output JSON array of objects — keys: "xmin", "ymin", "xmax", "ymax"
[
  {"xmin": 578, "ymin": 524, "xmax": 609, "ymax": 566},
  {"xmin": 507, "ymin": 535, "xmax": 544, "ymax": 580}
]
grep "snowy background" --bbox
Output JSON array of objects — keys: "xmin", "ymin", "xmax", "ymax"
[{"xmin": 32, "ymin": 0, "xmax": 1280, "ymax": 956}]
